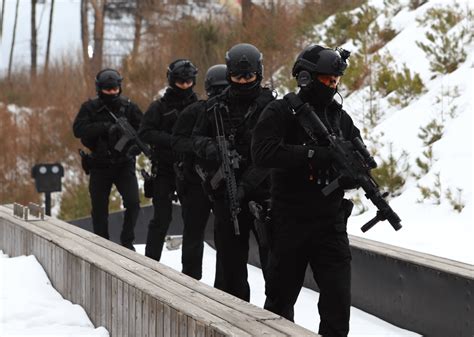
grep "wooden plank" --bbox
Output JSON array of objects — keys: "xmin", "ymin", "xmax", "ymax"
[
  {"xmin": 128, "ymin": 285, "xmax": 136, "ymax": 337},
  {"xmin": 143, "ymin": 293, "xmax": 150, "ymax": 337},
  {"xmin": 100, "ymin": 269, "xmax": 107, "ymax": 327},
  {"xmin": 148, "ymin": 296, "xmax": 156, "ymax": 337},
  {"xmin": 195, "ymin": 321, "xmax": 206, "ymax": 337},
  {"xmin": 106, "ymin": 272, "xmax": 112, "ymax": 329},
  {"xmin": 187, "ymin": 315, "xmax": 196, "ymax": 336},
  {"xmin": 123, "ymin": 282, "xmax": 129, "ymax": 337},
  {"xmin": 163, "ymin": 303, "xmax": 171, "ymax": 337},
  {"xmin": 178, "ymin": 311, "xmax": 187, "ymax": 337},
  {"xmin": 156, "ymin": 297, "xmax": 164, "ymax": 337},
  {"xmin": 112, "ymin": 276, "xmax": 118, "ymax": 337},
  {"xmin": 116, "ymin": 278, "xmax": 123, "ymax": 337},
  {"xmin": 170, "ymin": 307, "xmax": 178, "ymax": 337},
  {"xmin": 82, "ymin": 260, "xmax": 91, "ymax": 313},
  {"xmin": 90, "ymin": 264, "xmax": 98, "ymax": 326},
  {"xmin": 135, "ymin": 287, "xmax": 143, "ymax": 337}
]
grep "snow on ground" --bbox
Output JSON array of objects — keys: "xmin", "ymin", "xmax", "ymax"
[
  {"xmin": 140, "ymin": 243, "xmax": 419, "ymax": 337},
  {"xmin": 338, "ymin": 0, "xmax": 474, "ymax": 265},
  {"xmin": 0, "ymin": 245, "xmax": 418, "ymax": 337},
  {"xmin": 0, "ymin": 252, "xmax": 109, "ymax": 337}
]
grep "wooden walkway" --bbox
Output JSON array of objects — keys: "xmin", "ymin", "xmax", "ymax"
[{"xmin": 0, "ymin": 204, "xmax": 318, "ymax": 337}]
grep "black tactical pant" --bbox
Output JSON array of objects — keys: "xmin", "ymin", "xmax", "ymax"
[
  {"xmin": 212, "ymin": 196, "xmax": 269, "ymax": 302},
  {"xmin": 145, "ymin": 172, "xmax": 177, "ymax": 261},
  {"xmin": 264, "ymin": 208, "xmax": 352, "ymax": 337},
  {"xmin": 89, "ymin": 162, "xmax": 140, "ymax": 246},
  {"xmin": 178, "ymin": 180, "xmax": 213, "ymax": 280}
]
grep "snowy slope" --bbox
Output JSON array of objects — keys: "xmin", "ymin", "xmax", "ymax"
[{"xmin": 334, "ymin": 0, "xmax": 474, "ymax": 264}]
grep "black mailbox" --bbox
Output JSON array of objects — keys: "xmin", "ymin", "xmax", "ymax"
[{"xmin": 31, "ymin": 163, "xmax": 64, "ymax": 193}]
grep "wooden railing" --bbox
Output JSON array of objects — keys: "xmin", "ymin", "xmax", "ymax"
[{"xmin": 0, "ymin": 204, "xmax": 318, "ymax": 337}]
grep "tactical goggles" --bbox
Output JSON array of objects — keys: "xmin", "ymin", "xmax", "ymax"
[
  {"xmin": 230, "ymin": 72, "xmax": 257, "ymax": 81},
  {"xmin": 316, "ymin": 74, "xmax": 341, "ymax": 88}
]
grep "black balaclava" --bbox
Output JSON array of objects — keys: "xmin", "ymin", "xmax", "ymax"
[{"xmin": 300, "ymin": 77, "xmax": 337, "ymax": 109}]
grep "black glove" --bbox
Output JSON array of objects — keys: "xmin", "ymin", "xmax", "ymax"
[
  {"xmin": 308, "ymin": 146, "xmax": 333, "ymax": 169},
  {"xmin": 339, "ymin": 175, "xmax": 359, "ymax": 190},
  {"xmin": 204, "ymin": 141, "xmax": 220, "ymax": 162},
  {"xmin": 108, "ymin": 123, "xmax": 123, "ymax": 145},
  {"xmin": 126, "ymin": 144, "xmax": 141, "ymax": 157}
]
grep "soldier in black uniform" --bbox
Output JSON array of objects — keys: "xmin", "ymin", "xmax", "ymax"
[
  {"xmin": 139, "ymin": 59, "xmax": 198, "ymax": 261},
  {"xmin": 251, "ymin": 45, "xmax": 359, "ymax": 337},
  {"xmin": 171, "ymin": 64, "xmax": 228, "ymax": 281},
  {"xmin": 73, "ymin": 68, "xmax": 143, "ymax": 250},
  {"xmin": 191, "ymin": 44, "xmax": 275, "ymax": 301}
]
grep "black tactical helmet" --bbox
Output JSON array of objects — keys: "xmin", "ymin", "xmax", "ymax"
[
  {"xmin": 292, "ymin": 45, "xmax": 350, "ymax": 79},
  {"xmin": 225, "ymin": 43, "xmax": 263, "ymax": 81},
  {"xmin": 95, "ymin": 68, "xmax": 123, "ymax": 92},
  {"xmin": 204, "ymin": 64, "xmax": 228, "ymax": 95},
  {"xmin": 167, "ymin": 59, "xmax": 198, "ymax": 86}
]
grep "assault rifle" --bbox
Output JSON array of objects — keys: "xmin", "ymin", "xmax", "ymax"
[
  {"xmin": 106, "ymin": 109, "xmax": 152, "ymax": 159},
  {"xmin": 210, "ymin": 102, "xmax": 242, "ymax": 235},
  {"xmin": 285, "ymin": 93, "xmax": 402, "ymax": 233}
]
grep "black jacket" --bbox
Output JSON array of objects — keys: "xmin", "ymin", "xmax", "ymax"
[
  {"xmin": 192, "ymin": 87, "xmax": 275, "ymax": 199},
  {"xmin": 251, "ymin": 93, "xmax": 361, "ymax": 218},
  {"xmin": 171, "ymin": 100, "xmax": 206, "ymax": 184},
  {"xmin": 139, "ymin": 88, "xmax": 198, "ymax": 173},
  {"xmin": 73, "ymin": 96, "xmax": 142, "ymax": 164}
]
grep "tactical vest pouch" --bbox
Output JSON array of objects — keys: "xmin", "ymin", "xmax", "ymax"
[
  {"xmin": 79, "ymin": 149, "xmax": 92, "ymax": 175},
  {"xmin": 249, "ymin": 200, "xmax": 272, "ymax": 249}
]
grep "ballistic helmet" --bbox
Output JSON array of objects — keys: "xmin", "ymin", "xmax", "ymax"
[
  {"xmin": 225, "ymin": 43, "xmax": 263, "ymax": 81},
  {"xmin": 95, "ymin": 68, "xmax": 123, "ymax": 92},
  {"xmin": 292, "ymin": 45, "xmax": 350, "ymax": 87},
  {"xmin": 167, "ymin": 59, "xmax": 198, "ymax": 86},
  {"xmin": 204, "ymin": 64, "xmax": 228, "ymax": 96}
]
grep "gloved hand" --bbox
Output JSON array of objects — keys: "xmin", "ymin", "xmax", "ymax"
[
  {"xmin": 308, "ymin": 145, "xmax": 334, "ymax": 169},
  {"xmin": 126, "ymin": 144, "xmax": 141, "ymax": 157},
  {"xmin": 339, "ymin": 174, "xmax": 359, "ymax": 190},
  {"xmin": 108, "ymin": 123, "xmax": 123, "ymax": 145},
  {"xmin": 204, "ymin": 141, "xmax": 220, "ymax": 162}
]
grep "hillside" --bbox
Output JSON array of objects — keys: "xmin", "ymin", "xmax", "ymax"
[{"xmin": 321, "ymin": 0, "xmax": 473, "ymax": 264}]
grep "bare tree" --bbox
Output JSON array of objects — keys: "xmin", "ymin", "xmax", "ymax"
[
  {"xmin": 44, "ymin": 0, "xmax": 55, "ymax": 74},
  {"xmin": 131, "ymin": 2, "xmax": 142, "ymax": 62},
  {"xmin": 7, "ymin": 0, "xmax": 20, "ymax": 80},
  {"xmin": 80, "ymin": 0, "xmax": 90, "ymax": 76},
  {"xmin": 90, "ymin": 0, "xmax": 107, "ymax": 74},
  {"xmin": 241, "ymin": 0, "xmax": 253, "ymax": 26},
  {"xmin": 31, "ymin": 0, "xmax": 38, "ymax": 79},
  {"xmin": 0, "ymin": 0, "xmax": 6, "ymax": 40}
]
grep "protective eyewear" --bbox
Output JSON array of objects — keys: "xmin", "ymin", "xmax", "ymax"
[
  {"xmin": 231, "ymin": 72, "xmax": 257, "ymax": 81},
  {"xmin": 316, "ymin": 74, "xmax": 341, "ymax": 88}
]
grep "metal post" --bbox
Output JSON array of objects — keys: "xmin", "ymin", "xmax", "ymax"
[{"xmin": 45, "ymin": 192, "xmax": 51, "ymax": 216}]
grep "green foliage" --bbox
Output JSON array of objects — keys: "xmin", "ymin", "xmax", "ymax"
[
  {"xmin": 387, "ymin": 65, "xmax": 426, "ymax": 107},
  {"xmin": 416, "ymin": 4, "xmax": 473, "ymax": 74},
  {"xmin": 418, "ymin": 119, "xmax": 444, "ymax": 146},
  {"xmin": 409, "ymin": 0, "xmax": 428, "ymax": 10},
  {"xmin": 341, "ymin": 52, "xmax": 369, "ymax": 92},
  {"xmin": 324, "ymin": 12, "xmax": 354, "ymax": 46},
  {"xmin": 417, "ymin": 172, "xmax": 442, "ymax": 204},
  {"xmin": 371, "ymin": 143, "xmax": 410, "ymax": 196},
  {"xmin": 413, "ymin": 146, "xmax": 435, "ymax": 179},
  {"xmin": 445, "ymin": 187, "xmax": 465, "ymax": 213}
]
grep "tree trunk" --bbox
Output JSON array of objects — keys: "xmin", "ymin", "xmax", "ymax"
[
  {"xmin": 7, "ymin": 0, "xmax": 20, "ymax": 80},
  {"xmin": 241, "ymin": 0, "xmax": 252, "ymax": 27},
  {"xmin": 0, "ymin": 0, "xmax": 6, "ymax": 39},
  {"xmin": 131, "ymin": 4, "xmax": 142, "ymax": 62},
  {"xmin": 31, "ymin": 0, "xmax": 38, "ymax": 79},
  {"xmin": 44, "ymin": 0, "xmax": 55, "ymax": 74},
  {"xmin": 81, "ymin": 0, "xmax": 90, "ymax": 77},
  {"xmin": 90, "ymin": 0, "xmax": 106, "ymax": 75}
]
